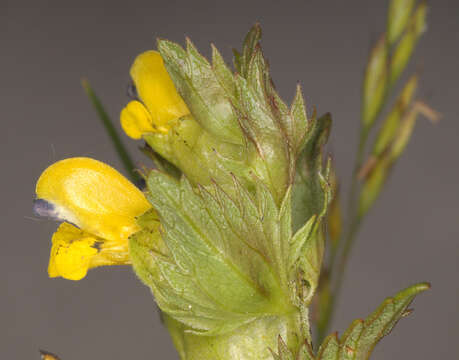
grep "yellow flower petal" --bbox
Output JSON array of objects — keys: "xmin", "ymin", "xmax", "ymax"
[
  {"xmin": 35, "ymin": 157, "xmax": 151, "ymax": 242},
  {"xmin": 48, "ymin": 222, "xmax": 131, "ymax": 280},
  {"xmin": 48, "ymin": 222, "xmax": 99, "ymax": 280},
  {"xmin": 40, "ymin": 350, "xmax": 61, "ymax": 360},
  {"xmin": 120, "ymin": 100, "xmax": 156, "ymax": 139},
  {"xmin": 130, "ymin": 50, "xmax": 190, "ymax": 131}
]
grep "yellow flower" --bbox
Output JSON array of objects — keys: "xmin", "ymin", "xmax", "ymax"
[
  {"xmin": 40, "ymin": 350, "xmax": 61, "ymax": 360},
  {"xmin": 34, "ymin": 157, "xmax": 151, "ymax": 280},
  {"xmin": 120, "ymin": 50, "xmax": 190, "ymax": 138}
]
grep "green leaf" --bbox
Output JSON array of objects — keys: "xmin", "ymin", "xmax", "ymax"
[
  {"xmin": 272, "ymin": 337, "xmax": 316, "ymax": 360},
  {"xmin": 139, "ymin": 143, "xmax": 182, "ymax": 179},
  {"xmin": 153, "ymin": 26, "xmax": 315, "ymax": 209},
  {"xmin": 293, "ymin": 215, "xmax": 326, "ymax": 307},
  {"xmin": 289, "ymin": 215, "xmax": 317, "ymax": 269},
  {"xmin": 131, "ymin": 171, "xmax": 296, "ymax": 335},
  {"xmin": 212, "ymin": 44, "xmax": 237, "ymax": 103},
  {"xmin": 350, "ymin": 282, "xmax": 430, "ymax": 358},
  {"xmin": 290, "ymin": 160, "xmax": 332, "ymax": 306},
  {"xmin": 338, "ymin": 320, "xmax": 364, "ymax": 360},
  {"xmin": 234, "ymin": 23, "xmax": 262, "ymax": 77},
  {"xmin": 273, "ymin": 284, "xmax": 428, "ymax": 360},
  {"xmin": 290, "ymin": 84, "xmax": 310, "ymax": 157},
  {"xmin": 292, "ymin": 113, "xmax": 331, "ymax": 232},
  {"xmin": 316, "ymin": 283, "xmax": 430, "ymax": 360},
  {"xmin": 158, "ymin": 39, "xmax": 243, "ymax": 145},
  {"xmin": 288, "ymin": 117, "xmax": 331, "ymax": 326},
  {"xmin": 232, "ymin": 28, "xmax": 312, "ymax": 204},
  {"xmin": 243, "ymin": 47, "xmax": 310, "ymax": 161},
  {"xmin": 272, "ymin": 336, "xmax": 295, "ymax": 360},
  {"xmin": 297, "ymin": 342, "xmax": 316, "ymax": 360},
  {"xmin": 387, "ymin": 0, "xmax": 416, "ymax": 47},
  {"xmin": 317, "ymin": 333, "xmax": 339, "ymax": 360},
  {"xmin": 233, "ymin": 48, "xmax": 242, "ymax": 75},
  {"xmin": 234, "ymin": 66, "xmax": 291, "ymax": 203},
  {"xmin": 142, "ymin": 108, "xmax": 252, "ymax": 196}
]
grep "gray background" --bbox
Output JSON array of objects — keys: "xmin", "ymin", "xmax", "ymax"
[{"xmin": 2, "ymin": 0, "xmax": 458, "ymax": 359}]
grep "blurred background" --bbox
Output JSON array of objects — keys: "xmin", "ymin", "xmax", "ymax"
[{"xmin": 2, "ymin": 0, "xmax": 458, "ymax": 358}]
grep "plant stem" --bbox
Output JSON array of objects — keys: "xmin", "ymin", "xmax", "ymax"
[{"xmin": 317, "ymin": 128, "xmax": 368, "ymax": 343}]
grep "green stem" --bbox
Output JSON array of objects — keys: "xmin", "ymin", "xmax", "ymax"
[
  {"xmin": 317, "ymin": 128, "xmax": 368, "ymax": 343},
  {"xmin": 81, "ymin": 79, "xmax": 142, "ymax": 185},
  {"xmin": 332, "ymin": 214, "xmax": 362, "ymax": 303},
  {"xmin": 333, "ymin": 127, "xmax": 368, "ymax": 284},
  {"xmin": 316, "ymin": 4, "xmax": 425, "ymax": 342}
]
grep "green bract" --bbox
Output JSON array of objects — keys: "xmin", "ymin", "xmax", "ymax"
[
  {"xmin": 142, "ymin": 25, "xmax": 322, "ymax": 206},
  {"xmin": 272, "ymin": 283, "xmax": 430, "ymax": 360},
  {"xmin": 128, "ymin": 25, "xmax": 334, "ymax": 358},
  {"xmin": 125, "ymin": 23, "xmax": 429, "ymax": 360}
]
